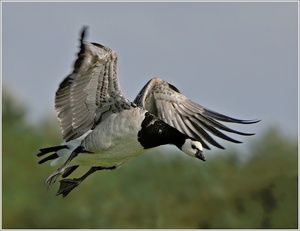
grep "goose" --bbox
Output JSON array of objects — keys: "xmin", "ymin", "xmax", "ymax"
[{"xmin": 37, "ymin": 27, "xmax": 259, "ymax": 197}]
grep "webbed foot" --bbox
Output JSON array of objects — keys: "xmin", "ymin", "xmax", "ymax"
[
  {"xmin": 56, "ymin": 178, "xmax": 82, "ymax": 198},
  {"xmin": 54, "ymin": 165, "xmax": 117, "ymax": 198}
]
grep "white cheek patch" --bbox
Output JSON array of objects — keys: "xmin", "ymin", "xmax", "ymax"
[
  {"xmin": 181, "ymin": 139, "xmax": 195, "ymax": 157},
  {"xmin": 181, "ymin": 139, "xmax": 203, "ymax": 158},
  {"xmin": 194, "ymin": 141, "xmax": 203, "ymax": 152}
]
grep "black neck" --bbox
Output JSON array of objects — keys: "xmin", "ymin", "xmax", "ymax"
[{"xmin": 138, "ymin": 112, "xmax": 188, "ymax": 149}]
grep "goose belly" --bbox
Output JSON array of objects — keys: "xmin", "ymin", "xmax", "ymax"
[{"xmin": 73, "ymin": 108, "xmax": 146, "ymax": 167}]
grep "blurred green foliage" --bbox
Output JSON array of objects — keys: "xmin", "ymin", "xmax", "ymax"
[{"xmin": 2, "ymin": 88, "xmax": 298, "ymax": 228}]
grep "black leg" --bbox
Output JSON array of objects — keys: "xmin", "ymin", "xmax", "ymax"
[
  {"xmin": 62, "ymin": 165, "xmax": 79, "ymax": 178},
  {"xmin": 45, "ymin": 146, "xmax": 84, "ymax": 189},
  {"xmin": 56, "ymin": 166, "xmax": 116, "ymax": 198}
]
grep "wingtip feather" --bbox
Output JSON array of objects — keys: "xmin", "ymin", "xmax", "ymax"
[
  {"xmin": 80, "ymin": 26, "xmax": 88, "ymax": 42},
  {"xmin": 239, "ymin": 119, "xmax": 261, "ymax": 124}
]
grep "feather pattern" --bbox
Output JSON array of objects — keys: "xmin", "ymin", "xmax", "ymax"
[
  {"xmin": 134, "ymin": 78, "xmax": 259, "ymax": 149},
  {"xmin": 55, "ymin": 28, "xmax": 131, "ymax": 141}
]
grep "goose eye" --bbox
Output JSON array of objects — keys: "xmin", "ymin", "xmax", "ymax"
[{"xmin": 191, "ymin": 144, "xmax": 196, "ymax": 149}]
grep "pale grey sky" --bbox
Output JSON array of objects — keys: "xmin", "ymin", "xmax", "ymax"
[{"xmin": 2, "ymin": 2, "xmax": 298, "ymax": 143}]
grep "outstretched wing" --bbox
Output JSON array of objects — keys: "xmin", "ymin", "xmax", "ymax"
[
  {"xmin": 55, "ymin": 27, "xmax": 131, "ymax": 141},
  {"xmin": 134, "ymin": 77, "xmax": 259, "ymax": 150}
]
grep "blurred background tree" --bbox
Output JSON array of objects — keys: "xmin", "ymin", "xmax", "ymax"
[
  {"xmin": 2, "ymin": 86, "xmax": 27, "ymax": 127},
  {"xmin": 2, "ymin": 87, "xmax": 298, "ymax": 229}
]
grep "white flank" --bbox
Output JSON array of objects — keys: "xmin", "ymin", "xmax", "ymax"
[{"xmin": 52, "ymin": 107, "xmax": 147, "ymax": 167}]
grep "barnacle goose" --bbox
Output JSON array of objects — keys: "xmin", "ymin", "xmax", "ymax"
[{"xmin": 37, "ymin": 27, "xmax": 259, "ymax": 197}]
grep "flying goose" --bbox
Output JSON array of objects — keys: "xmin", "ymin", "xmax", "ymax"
[{"xmin": 37, "ymin": 27, "xmax": 259, "ymax": 197}]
